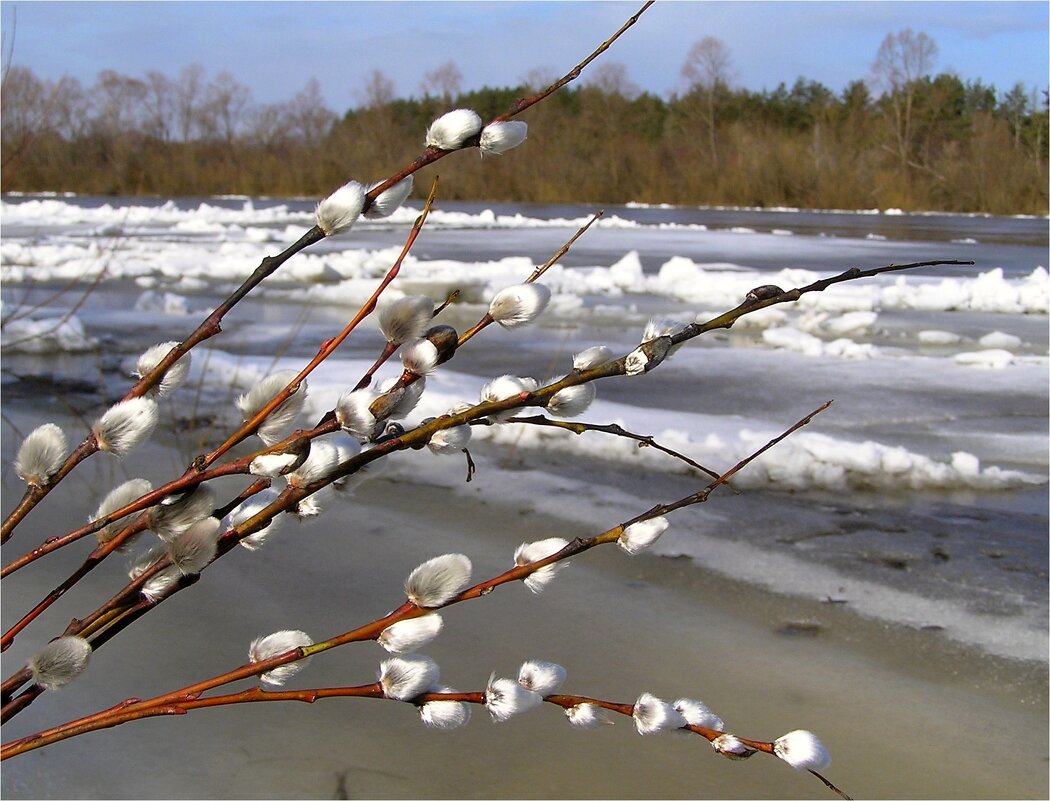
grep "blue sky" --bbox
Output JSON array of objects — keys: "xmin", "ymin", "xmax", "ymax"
[{"xmin": 4, "ymin": 1, "xmax": 1047, "ymax": 109}]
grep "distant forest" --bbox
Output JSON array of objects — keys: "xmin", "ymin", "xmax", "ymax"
[{"xmin": 2, "ymin": 31, "xmax": 1047, "ymax": 214}]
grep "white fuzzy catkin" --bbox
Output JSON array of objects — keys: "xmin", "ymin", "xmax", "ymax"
[
  {"xmin": 286, "ymin": 441, "xmax": 340, "ymax": 487},
  {"xmin": 773, "ymin": 730, "xmax": 831, "ymax": 771},
  {"xmin": 376, "ymin": 376, "xmax": 426, "ymax": 420},
  {"xmin": 546, "ymin": 380, "xmax": 595, "ymax": 418},
  {"xmin": 632, "ymin": 692, "xmax": 687, "ymax": 735},
  {"xmin": 514, "ymin": 537, "xmax": 570, "ymax": 594},
  {"xmin": 377, "ymin": 614, "xmax": 444, "ymax": 653},
  {"xmin": 485, "ymin": 673, "xmax": 543, "ymax": 721},
  {"xmin": 230, "ymin": 488, "xmax": 283, "ymax": 551},
  {"xmin": 566, "ymin": 703, "xmax": 613, "ymax": 728},
  {"xmin": 230, "ymin": 489, "xmax": 285, "ymax": 550},
  {"xmin": 425, "ymin": 108, "xmax": 483, "ymax": 150},
  {"xmin": 379, "ymin": 654, "xmax": 440, "ymax": 701},
  {"xmin": 141, "ymin": 566, "xmax": 181, "ymax": 603},
  {"xmin": 419, "ymin": 685, "xmax": 472, "ymax": 729},
  {"xmin": 92, "ymin": 397, "xmax": 158, "ymax": 457},
  {"xmin": 480, "ymin": 374, "xmax": 538, "ymax": 422},
  {"xmin": 401, "ymin": 339, "xmax": 439, "ymax": 375},
  {"xmin": 624, "ymin": 346, "xmax": 650, "ymax": 376},
  {"xmin": 364, "ymin": 176, "xmax": 413, "ymax": 219},
  {"xmin": 236, "ymin": 370, "xmax": 308, "ymax": 446},
  {"xmin": 673, "ymin": 697, "xmax": 724, "ymax": 732},
  {"xmin": 168, "ymin": 516, "xmax": 220, "ymax": 575},
  {"xmin": 479, "ymin": 120, "xmax": 528, "ymax": 155},
  {"xmin": 488, "ymin": 283, "xmax": 551, "ymax": 329},
  {"xmin": 93, "ymin": 477, "xmax": 153, "ymax": 544},
  {"xmin": 249, "ymin": 451, "xmax": 301, "ymax": 477},
  {"xmin": 618, "ymin": 517, "xmax": 669, "ymax": 555},
  {"xmin": 15, "ymin": 423, "xmax": 67, "ymax": 484},
  {"xmin": 404, "ymin": 554, "xmax": 472, "ymax": 607},
  {"xmin": 135, "ymin": 341, "xmax": 190, "ymax": 396},
  {"xmin": 315, "ymin": 180, "xmax": 366, "ymax": 235},
  {"xmin": 426, "ymin": 423, "xmax": 471, "ymax": 455},
  {"xmin": 711, "ymin": 733, "xmax": 752, "ymax": 759},
  {"xmin": 149, "ymin": 486, "xmax": 215, "ymax": 543},
  {"xmin": 249, "ymin": 630, "xmax": 314, "ymax": 687},
  {"xmin": 28, "ymin": 636, "xmax": 92, "ymax": 690},
  {"xmin": 336, "ymin": 388, "xmax": 379, "ymax": 441},
  {"xmin": 572, "ymin": 345, "xmax": 614, "ymax": 370},
  {"xmin": 378, "ymin": 295, "xmax": 434, "ymax": 345},
  {"xmin": 517, "ymin": 660, "xmax": 566, "ymax": 696}
]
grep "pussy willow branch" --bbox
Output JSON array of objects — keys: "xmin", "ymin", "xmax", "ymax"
[
  {"xmin": 0, "ymin": 257, "xmax": 956, "ymax": 705},
  {"xmin": 0, "ymin": 1, "xmax": 653, "ymax": 542},
  {"xmin": 1, "ymin": 404, "xmax": 839, "ymax": 790},
  {"xmin": 0, "ymin": 211, "xmax": 605, "ymax": 688},
  {"xmin": 0, "ymin": 683, "xmax": 850, "ymax": 800},
  {"xmin": 1, "ymin": 401, "xmax": 826, "ymax": 725},
  {"xmin": 1, "ymin": 184, "xmax": 440, "ymax": 581}
]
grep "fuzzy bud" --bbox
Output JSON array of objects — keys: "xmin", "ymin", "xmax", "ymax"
[
  {"xmin": 773, "ymin": 730, "xmax": 831, "ymax": 771},
  {"xmin": 15, "ymin": 423, "xmax": 67, "ymax": 485},
  {"xmin": 249, "ymin": 451, "xmax": 303, "ymax": 477},
  {"xmin": 479, "ymin": 120, "xmax": 528, "ymax": 155},
  {"xmin": 427, "ymin": 422, "xmax": 472, "ymax": 455},
  {"xmin": 316, "ymin": 180, "xmax": 366, "ymax": 236},
  {"xmin": 149, "ymin": 486, "xmax": 215, "ymax": 543},
  {"xmin": 624, "ymin": 347, "xmax": 649, "ymax": 376},
  {"xmin": 514, "ymin": 537, "xmax": 570, "ymax": 594},
  {"xmin": 573, "ymin": 345, "xmax": 614, "ymax": 371},
  {"xmin": 380, "ymin": 654, "xmax": 440, "ymax": 701},
  {"xmin": 488, "ymin": 283, "xmax": 551, "ymax": 329},
  {"xmin": 135, "ymin": 341, "xmax": 190, "ymax": 396},
  {"xmin": 377, "ymin": 614, "xmax": 444, "ymax": 654},
  {"xmin": 480, "ymin": 374, "xmax": 538, "ymax": 422},
  {"xmin": 286, "ymin": 441, "xmax": 340, "ymax": 488},
  {"xmin": 28, "ymin": 636, "xmax": 92, "ymax": 690},
  {"xmin": 336, "ymin": 388, "xmax": 379, "ymax": 442},
  {"xmin": 419, "ymin": 686, "xmax": 472, "ymax": 729},
  {"xmin": 167, "ymin": 516, "xmax": 220, "ymax": 575},
  {"xmin": 364, "ymin": 176, "xmax": 413, "ymax": 219},
  {"xmin": 425, "ymin": 108, "xmax": 483, "ymax": 150},
  {"xmin": 546, "ymin": 379, "xmax": 595, "ymax": 418},
  {"xmin": 618, "ymin": 517, "xmax": 669, "ymax": 555},
  {"xmin": 236, "ymin": 370, "xmax": 308, "ymax": 446},
  {"xmin": 92, "ymin": 397, "xmax": 158, "ymax": 457},
  {"xmin": 401, "ymin": 339, "xmax": 440, "ymax": 376},
  {"xmin": 378, "ymin": 295, "xmax": 434, "ymax": 345},
  {"xmin": 423, "ymin": 324, "xmax": 459, "ymax": 365},
  {"xmin": 93, "ymin": 477, "xmax": 153, "ymax": 545},
  {"xmin": 485, "ymin": 673, "xmax": 542, "ymax": 721},
  {"xmin": 517, "ymin": 660, "xmax": 566, "ymax": 696},
  {"xmin": 632, "ymin": 692, "xmax": 686, "ymax": 735},
  {"xmin": 405, "ymin": 553, "xmax": 472, "ymax": 608},
  {"xmin": 711, "ymin": 733, "xmax": 754, "ymax": 759},
  {"xmin": 249, "ymin": 630, "xmax": 313, "ymax": 687},
  {"xmin": 374, "ymin": 376, "xmax": 426, "ymax": 420},
  {"xmin": 566, "ymin": 703, "xmax": 614, "ymax": 729},
  {"xmin": 229, "ymin": 489, "xmax": 283, "ymax": 551},
  {"xmin": 673, "ymin": 697, "xmax": 724, "ymax": 732}
]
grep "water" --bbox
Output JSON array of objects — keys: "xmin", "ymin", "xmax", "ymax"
[{"xmin": 2, "ymin": 194, "xmax": 1047, "ymax": 662}]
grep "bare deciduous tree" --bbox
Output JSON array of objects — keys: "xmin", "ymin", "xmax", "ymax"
[
  {"xmin": 870, "ymin": 28, "xmax": 938, "ymax": 171},
  {"xmin": 359, "ymin": 69, "xmax": 396, "ymax": 110},
  {"xmin": 420, "ymin": 61, "xmax": 463, "ymax": 102},
  {"xmin": 681, "ymin": 36, "xmax": 732, "ymax": 168}
]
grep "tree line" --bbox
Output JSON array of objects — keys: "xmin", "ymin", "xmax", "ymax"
[{"xmin": 2, "ymin": 30, "xmax": 1046, "ymax": 214}]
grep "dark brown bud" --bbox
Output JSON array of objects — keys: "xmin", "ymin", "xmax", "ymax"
[
  {"xmin": 424, "ymin": 325, "xmax": 458, "ymax": 365},
  {"xmin": 745, "ymin": 285, "xmax": 784, "ymax": 303}
]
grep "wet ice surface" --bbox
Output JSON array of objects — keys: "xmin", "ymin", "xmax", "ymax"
[{"xmin": 2, "ymin": 194, "xmax": 1047, "ymax": 661}]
